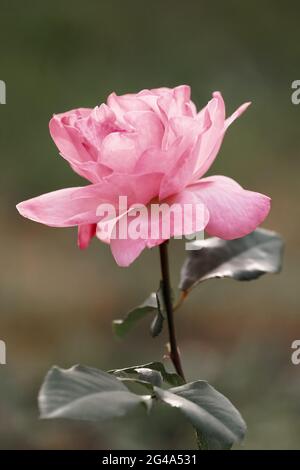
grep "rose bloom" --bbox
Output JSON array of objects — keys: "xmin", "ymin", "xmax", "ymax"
[{"xmin": 17, "ymin": 85, "xmax": 270, "ymax": 266}]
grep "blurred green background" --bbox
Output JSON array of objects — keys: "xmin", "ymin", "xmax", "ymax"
[{"xmin": 0, "ymin": 0, "xmax": 299, "ymax": 449}]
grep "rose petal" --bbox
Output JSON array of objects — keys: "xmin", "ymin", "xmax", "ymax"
[
  {"xmin": 17, "ymin": 171, "xmax": 164, "ymax": 230},
  {"xmin": 189, "ymin": 175, "xmax": 271, "ymax": 239},
  {"xmin": 225, "ymin": 101, "xmax": 251, "ymax": 130},
  {"xmin": 193, "ymin": 94, "xmax": 251, "ymax": 179},
  {"xmin": 101, "ymin": 132, "xmax": 139, "ymax": 173},
  {"xmin": 124, "ymin": 111, "xmax": 164, "ymax": 151},
  {"xmin": 192, "ymin": 92, "xmax": 225, "ymax": 178},
  {"xmin": 146, "ymin": 188, "xmax": 210, "ymax": 247},
  {"xmin": 159, "ymin": 133, "xmax": 201, "ymax": 200},
  {"xmin": 108, "ymin": 188, "xmax": 209, "ymax": 256},
  {"xmin": 50, "ymin": 106, "xmax": 121, "ymax": 182},
  {"xmin": 110, "ymin": 237, "xmax": 147, "ymax": 267},
  {"xmin": 49, "ymin": 113, "xmax": 92, "ymax": 163},
  {"xmin": 78, "ymin": 223, "xmax": 97, "ymax": 249},
  {"xmin": 107, "ymin": 92, "xmax": 151, "ymax": 126},
  {"xmin": 16, "ymin": 185, "xmax": 108, "ymax": 227}
]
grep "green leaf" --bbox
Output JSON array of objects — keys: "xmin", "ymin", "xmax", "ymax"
[
  {"xmin": 150, "ymin": 313, "xmax": 164, "ymax": 337},
  {"xmin": 150, "ymin": 282, "xmax": 166, "ymax": 337},
  {"xmin": 134, "ymin": 367, "xmax": 163, "ymax": 387},
  {"xmin": 113, "ymin": 293, "xmax": 157, "ymax": 338},
  {"xmin": 180, "ymin": 228, "xmax": 284, "ymax": 291},
  {"xmin": 39, "ymin": 364, "xmax": 246, "ymax": 449},
  {"xmin": 39, "ymin": 365, "xmax": 151, "ymax": 421},
  {"xmin": 154, "ymin": 381, "xmax": 246, "ymax": 450},
  {"xmin": 111, "ymin": 366, "xmax": 163, "ymax": 389},
  {"xmin": 118, "ymin": 377, "xmax": 157, "ymax": 394},
  {"xmin": 110, "ymin": 362, "xmax": 184, "ymax": 387}
]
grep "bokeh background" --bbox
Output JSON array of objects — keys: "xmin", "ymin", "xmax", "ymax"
[{"xmin": 0, "ymin": 0, "xmax": 299, "ymax": 449}]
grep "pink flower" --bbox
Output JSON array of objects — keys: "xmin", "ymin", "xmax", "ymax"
[{"xmin": 17, "ymin": 85, "xmax": 270, "ymax": 266}]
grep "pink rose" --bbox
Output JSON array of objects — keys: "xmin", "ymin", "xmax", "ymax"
[{"xmin": 17, "ymin": 85, "xmax": 270, "ymax": 266}]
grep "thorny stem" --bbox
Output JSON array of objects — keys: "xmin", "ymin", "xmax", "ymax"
[{"xmin": 159, "ymin": 241, "xmax": 186, "ymax": 382}]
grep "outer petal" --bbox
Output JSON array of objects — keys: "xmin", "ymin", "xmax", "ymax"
[
  {"xmin": 49, "ymin": 110, "xmax": 93, "ymax": 163},
  {"xmin": 17, "ymin": 172, "xmax": 164, "ymax": 229},
  {"xmin": 192, "ymin": 92, "xmax": 225, "ymax": 178},
  {"xmin": 78, "ymin": 223, "xmax": 97, "ymax": 249},
  {"xmin": 224, "ymin": 101, "xmax": 251, "ymax": 130},
  {"xmin": 189, "ymin": 175, "xmax": 271, "ymax": 239},
  {"xmin": 49, "ymin": 114, "xmax": 99, "ymax": 182},
  {"xmin": 193, "ymin": 95, "xmax": 251, "ymax": 180},
  {"xmin": 50, "ymin": 106, "xmax": 119, "ymax": 182},
  {"xmin": 16, "ymin": 185, "xmax": 109, "ymax": 227},
  {"xmin": 110, "ymin": 237, "xmax": 147, "ymax": 267}
]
